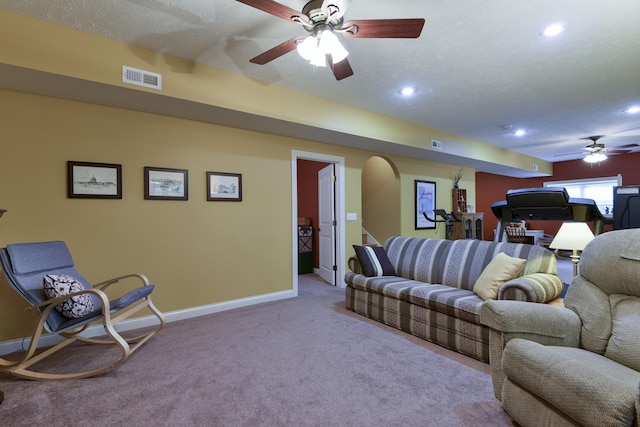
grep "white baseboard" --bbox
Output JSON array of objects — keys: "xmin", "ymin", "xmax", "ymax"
[{"xmin": 0, "ymin": 289, "xmax": 295, "ymax": 356}]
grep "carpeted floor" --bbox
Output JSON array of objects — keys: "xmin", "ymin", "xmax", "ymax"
[{"xmin": 0, "ymin": 275, "xmax": 512, "ymax": 426}]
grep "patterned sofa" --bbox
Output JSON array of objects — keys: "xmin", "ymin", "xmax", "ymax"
[{"xmin": 344, "ymin": 236, "xmax": 563, "ymax": 362}]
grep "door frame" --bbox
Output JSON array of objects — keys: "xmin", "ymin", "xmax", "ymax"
[{"xmin": 291, "ymin": 150, "xmax": 346, "ymax": 295}]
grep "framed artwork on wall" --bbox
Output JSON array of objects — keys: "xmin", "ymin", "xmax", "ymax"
[
  {"xmin": 67, "ymin": 161, "xmax": 122, "ymax": 199},
  {"xmin": 206, "ymin": 171, "xmax": 242, "ymax": 201},
  {"xmin": 415, "ymin": 180, "xmax": 436, "ymax": 229},
  {"xmin": 144, "ymin": 166, "xmax": 188, "ymax": 200}
]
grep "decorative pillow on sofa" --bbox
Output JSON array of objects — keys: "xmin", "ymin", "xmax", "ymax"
[
  {"xmin": 473, "ymin": 252, "xmax": 526, "ymax": 300},
  {"xmin": 43, "ymin": 274, "xmax": 94, "ymax": 319},
  {"xmin": 353, "ymin": 245, "xmax": 397, "ymax": 277}
]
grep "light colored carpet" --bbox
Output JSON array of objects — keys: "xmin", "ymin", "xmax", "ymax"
[{"xmin": 0, "ymin": 274, "xmax": 511, "ymax": 426}]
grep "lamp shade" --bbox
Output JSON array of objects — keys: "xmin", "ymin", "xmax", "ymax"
[{"xmin": 549, "ymin": 222, "xmax": 595, "ymax": 251}]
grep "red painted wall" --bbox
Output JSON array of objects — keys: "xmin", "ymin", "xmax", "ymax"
[
  {"xmin": 477, "ymin": 152, "xmax": 640, "ymax": 240},
  {"xmin": 297, "ymin": 159, "xmax": 331, "ymax": 268}
]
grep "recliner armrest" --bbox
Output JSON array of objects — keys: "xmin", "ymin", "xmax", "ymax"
[
  {"xmin": 498, "ymin": 273, "xmax": 564, "ymax": 303},
  {"xmin": 480, "ymin": 300, "xmax": 582, "ymax": 401},
  {"xmin": 480, "ymin": 300, "xmax": 581, "ymax": 342}
]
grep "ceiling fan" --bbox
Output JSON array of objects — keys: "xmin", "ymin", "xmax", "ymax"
[
  {"xmin": 555, "ymin": 135, "xmax": 639, "ymax": 163},
  {"xmin": 235, "ymin": 0, "xmax": 425, "ymax": 80}
]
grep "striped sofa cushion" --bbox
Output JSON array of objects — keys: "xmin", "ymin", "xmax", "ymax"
[
  {"xmin": 383, "ymin": 237, "xmax": 558, "ymax": 292},
  {"xmin": 344, "ymin": 273, "xmax": 484, "ymax": 324},
  {"xmin": 405, "ymin": 285, "xmax": 483, "ymax": 324},
  {"xmin": 345, "ymin": 273, "xmax": 426, "ymax": 300},
  {"xmin": 383, "ymin": 236, "xmax": 452, "ymax": 284}
]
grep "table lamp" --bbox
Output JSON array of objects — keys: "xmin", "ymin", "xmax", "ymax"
[{"xmin": 549, "ymin": 222, "xmax": 595, "ymax": 276}]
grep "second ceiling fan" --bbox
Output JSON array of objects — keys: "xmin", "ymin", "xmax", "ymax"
[
  {"xmin": 555, "ymin": 135, "xmax": 639, "ymax": 163},
  {"xmin": 235, "ymin": 0, "xmax": 425, "ymax": 80}
]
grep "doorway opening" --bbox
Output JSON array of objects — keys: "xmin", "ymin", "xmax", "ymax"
[{"xmin": 292, "ymin": 151, "xmax": 346, "ymax": 296}]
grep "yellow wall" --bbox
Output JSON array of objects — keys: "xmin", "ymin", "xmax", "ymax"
[
  {"xmin": 0, "ymin": 9, "xmax": 485, "ymax": 343},
  {"xmin": 362, "ymin": 156, "xmax": 401, "ymax": 242},
  {"xmin": 0, "ymin": 9, "xmax": 551, "ymax": 175},
  {"xmin": 0, "ymin": 88, "xmax": 472, "ymax": 342}
]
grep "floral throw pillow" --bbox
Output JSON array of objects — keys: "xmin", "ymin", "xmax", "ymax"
[{"xmin": 43, "ymin": 274, "xmax": 94, "ymax": 319}]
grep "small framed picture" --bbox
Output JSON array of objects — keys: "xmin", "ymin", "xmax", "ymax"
[
  {"xmin": 67, "ymin": 161, "xmax": 122, "ymax": 199},
  {"xmin": 206, "ymin": 171, "xmax": 242, "ymax": 201},
  {"xmin": 144, "ymin": 167, "xmax": 188, "ymax": 200},
  {"xmin": 415, "ymin": 180, "xmax": 436, "ymax": 229}
]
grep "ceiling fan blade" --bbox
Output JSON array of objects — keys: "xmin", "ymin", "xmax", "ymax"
[
  {"xmin": 235, "ymin": 0, "xmax": 308, "ymax": 24},
  {"xmin": 342, "ymin": 18, "xmax": 425, "ymax": 39},
  {"xmin": 607, "ymin": 149, "xmax": 632, "ymax": 154},
  {"xmin": 553, "ymin": 152, "xmax": 584, "ymax": 157},
  {"xmin": 612, "ymin": 143, "xmax": 639, "ymax": 149},
  {"xmin": 250, "ymin": 36, "xmax": 304, "ymax": 65},
  {"xmin": 328, "ymin": 56, "xmax": 354, "ymax": 80},
  {"xmin": 321, "ymin": 0, "xmax": 351, "ymax": 21}
]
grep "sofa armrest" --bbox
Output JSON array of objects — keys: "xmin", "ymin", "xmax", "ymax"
[
  {"xmin": 480, "ymin": 300, "xmax": 581, "ymax": 400},
  {"xmin": 348, "ymin": 255, "xmax": 362, "ymax": 274},
  {"xmin": 498, "ymin": 273, "xmax": 564, "ymax": 303}
]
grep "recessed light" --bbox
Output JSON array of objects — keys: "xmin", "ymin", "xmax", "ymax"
[
  {"xmin": 625, "ymin": 105, "xmax": 640, "ymax": 114},
  {"xmin": 400, "ymin": 87, "xmax": 415, "ymax": 96},
  {"xmin": 514, "ymin": 129, "xmax": 526, "ymax": 137},
  {"xmin": 542, "ymin": 23, "xmax": 566, "ymax": 37}
]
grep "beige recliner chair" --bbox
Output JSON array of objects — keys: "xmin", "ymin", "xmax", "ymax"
[{"xmin": 480, "ymin": 228, "xmax": 640, "ymax": 427}]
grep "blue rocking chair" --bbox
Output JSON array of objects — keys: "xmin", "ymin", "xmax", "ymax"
[{"xmin": 0, "ymin": 240, "xmax": 165, "ymax": 380}]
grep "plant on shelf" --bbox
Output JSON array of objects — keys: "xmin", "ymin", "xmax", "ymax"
[{"xmin": 452, "ymin": 168, "xmax": 464, "ymax": 189}]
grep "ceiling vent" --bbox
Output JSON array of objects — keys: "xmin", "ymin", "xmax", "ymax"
[
  {"xmin": 431, "ymin": 139, "xmax": 443, "ymax": 150},
  {"xmin": 122, "ymin": 66, "xmax": 162, "ymax": 90}
]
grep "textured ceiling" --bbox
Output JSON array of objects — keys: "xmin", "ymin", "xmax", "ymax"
[{"xmin": 2, "ymin": 0, "xmax": 640, "ymax": 164}]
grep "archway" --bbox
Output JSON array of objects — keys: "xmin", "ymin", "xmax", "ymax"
[{"xmin": 361, "ymin": 156, "xmax": 401, "ymax": 244}]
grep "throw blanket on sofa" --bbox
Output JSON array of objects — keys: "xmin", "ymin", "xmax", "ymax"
[{"xmin": 345, "ymin": 237, "xmax": 562, "ymax": 362}]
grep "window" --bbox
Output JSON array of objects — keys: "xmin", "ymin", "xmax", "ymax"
[{"xmin": 544, "ymin": 175, "xmax": 622, "ymax": 215}]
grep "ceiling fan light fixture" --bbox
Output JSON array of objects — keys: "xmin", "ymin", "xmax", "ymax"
[
  {"xmin": 309, "ymin": 51, "xmax": 327, "ymax": 67},
  {"xmin": 296, "ymin": 35, "xmax": 327, "ymax": 66},
  {"xmin": 319, "ymin": 30, "xmax": 349, "ymax": 63},
  {"xmin": 296, "ymin": 36, "xmax": 319, "ymax": 61},
  {"xmin": 584, "ymin": 152, "xmax": 607, "ymax": 163}
]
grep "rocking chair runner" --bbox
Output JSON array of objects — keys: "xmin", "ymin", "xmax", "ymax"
[{"xmin": 0, "ymin": 240, "xmax": 165, "ymax": 380}]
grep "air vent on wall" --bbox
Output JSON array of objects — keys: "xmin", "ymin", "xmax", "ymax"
[
  {"xmin": 122, "ymin": 66, "xmax": 162, "ymax": 90},
  {"xmin": 431, "ymin": 139, "xmax": 443, "ymax": 150}
]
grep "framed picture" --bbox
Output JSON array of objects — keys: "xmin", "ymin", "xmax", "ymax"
[
  {"xmin": 415, "ymin": 180, "xmax": 436, "ymax": 229},
  {"xmin": 67, "ymin": 161, "xmax": 122, "ymax": 199},
  {"xmin": 144, "ymin": 167, "xmax": 188, "ymax": 200},
  {"xmin": 207, "ymin": 171, "xmax": 242, "ymax": 201}
]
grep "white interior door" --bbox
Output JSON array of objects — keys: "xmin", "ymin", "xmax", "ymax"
[{"xmin": 318, "ymin": 164, "xmax": 336, "ymax": 285}]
